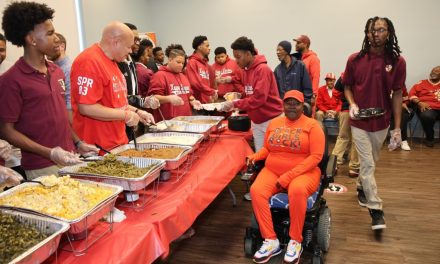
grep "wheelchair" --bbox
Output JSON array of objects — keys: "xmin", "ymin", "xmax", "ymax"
[{"xmin": 243, "ymin": 124, "xmax": 337, "ymax": 264}]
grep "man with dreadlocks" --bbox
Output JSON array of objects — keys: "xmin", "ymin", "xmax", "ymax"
[{"xmin": 343, "ymin": 17, "xmax": 405, "ymax": 230}]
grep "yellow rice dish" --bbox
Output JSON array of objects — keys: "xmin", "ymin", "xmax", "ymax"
[{"xmin": 0, "ymin": 175, "xmax": 114, "ymax": 220}]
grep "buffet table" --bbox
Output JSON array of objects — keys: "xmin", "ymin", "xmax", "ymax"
[{"xmin": 46, "ymin": 135, "xmax": 253, "ymax": 264}]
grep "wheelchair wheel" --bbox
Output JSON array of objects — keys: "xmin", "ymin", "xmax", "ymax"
[
  {"xmin": 244, "ymin": 237, "xmax": 256, "ymax": 257},
  {"xmin": 312, "ymin": 254, "xmax": 323, "ymax": 264},
  {"xmin": 317, "ymin": 207, "xmax": 331, "ymax": 252}
]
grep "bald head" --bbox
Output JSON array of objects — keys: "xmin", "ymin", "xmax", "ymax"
[
  {"xmin": 429, "ymin": 65, "xmax": 440, "ymax": 83},
  {"xmin": 99, "ymin": 21, "xmax": 134, "ymax": 62}
]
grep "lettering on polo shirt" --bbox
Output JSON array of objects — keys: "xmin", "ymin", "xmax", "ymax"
[
  {"xmin": 215, "ymin": 68, "xmax": 232, "ymax": 77},
  {"xmin": 77, "ymin": 76, "xmax": 94, "ymax": 96},
  {"xmin": 170, "ymin": 84, "xmax": 190, "ymax": 95},
  {"xmin": 268, "ymin": 127, "xmax": 301, "ymax": 150},
  {"xmin": 245, "ymin": 85, "xmax": 254, "ymax": 95},
  {"xmin": 198, "ymin": 69, "xmax": 210, "ymax": 80}
]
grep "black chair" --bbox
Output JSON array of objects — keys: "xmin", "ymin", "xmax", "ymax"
[{"xmin": 243, "ymin": 124, "xmax": 337, "ymax": 264}]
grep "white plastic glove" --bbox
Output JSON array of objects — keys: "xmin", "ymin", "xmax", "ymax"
[
  {"xmin": 50, "ymin": 147, "xmax": 82, "ymax": 166},
  {"xmin": 168, "ymin": 95, "xmax": 184, "ymax": 106},
  {"xmin": 212, "ymin": 90, "xmax": 218, "ymax": 102},
  {"xmin": 144, "ymin": 96, "xmax": 160, "ymax": 109},
  {"xmin": 76, "ymin": 141, "xmax": 99, "ymax": 157},
  {"xmin": 191, "ymin": 100, "xmax": 202, "ymax": 110},
  {"xmin": 0, "ymin": 166, "xmax": 23, "ymax": 188},
  {"xmin": 221, "ymin": 101, "xmax": 234, "ymax": 112},
  {"xmin": 349, "ymin": 104, "xmax": 360, "ymax": 119},
  {"xmin": 388, "ymin": 128, "xmax": 402, "ymax": 151},
  {"xmin": 125, "ymin": 110, "xmax": 140, "ymax": 127},
  {"xmin": 0, "ymin": 140, "xmax": 12, "ymax": 160},
  {"xmin": 137, "ymin": 109, "xmax": 155, "ymax": 125}
]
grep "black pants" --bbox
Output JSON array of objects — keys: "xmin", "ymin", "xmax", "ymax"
[
  {"xmin": 417, "ymin": 109, "xmax": 440, "ymax": 141},
  {"xmin": 390, "ymin": 108, "xmax": 413, "ymax": 141}
]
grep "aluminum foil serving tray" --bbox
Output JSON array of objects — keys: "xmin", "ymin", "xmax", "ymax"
[
  {"xmin": 0, "ymin": 179, "xmax": 122, "ymax": 234},
  {"xmin": 59, "ymin": 157, "xmax": 165, "ymax": 191},
  {"xmin": 171, "ymin": 115, "xmax": 224, "ymax": 133},
  {"xmin": 110, "ymin": 143, "xmax": 192, "ymax": 170},
  {"xmin": 151, "ymin": 120, "xmax": 214, "ymax": 137},
  {"xmin": 134, "ymin": 132, "xmax": 204, "ymax": 148},
  {"xmin": 1, "ymin": 208, "xmax": 69, "ymax": 264}
]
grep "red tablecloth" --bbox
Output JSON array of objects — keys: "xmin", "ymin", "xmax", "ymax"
[
  {"xmin": 47, "ymin": 135, "xmax": 252, "ymax": 264},
  {"xmin": 213, "ymin": 120, "xmax": 253, "ymax": 142}
]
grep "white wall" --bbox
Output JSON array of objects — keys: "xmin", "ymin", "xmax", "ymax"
[
  {"xmin": 81, "ymin": 0, "xmax": 151, "ymax": 46},
  {"xmin": 0, "ymin": 0, "xmax": 81, "ymax": 64},
  {"xmin": 145, "ymin": 0, "xmax": 440, "ymax": 88}
]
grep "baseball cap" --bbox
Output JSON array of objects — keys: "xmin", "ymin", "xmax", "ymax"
[
  {"xmin": 325, "ymin": 73, "xmax": 336, "ymax": 80},
  {"xmin": 293, "ymin": 35, "xmax": 311, "ymax": 46},
  {"xmin": 283, "ymin": 90, "xmax": 304, "ymax": 103}
]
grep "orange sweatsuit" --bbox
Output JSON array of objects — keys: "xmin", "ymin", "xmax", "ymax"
[{"xmin": 249, "ymin": 114, "xmax": 325, "ymax": 242}]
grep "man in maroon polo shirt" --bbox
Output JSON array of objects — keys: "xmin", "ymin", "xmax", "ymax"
[
  {"xmin": 344, "ymin": 17, "xmax": 405, "ymax": 231},
  {"xmin": 0, "ymin": 2, "xmax": 96, "ymax": 179}
]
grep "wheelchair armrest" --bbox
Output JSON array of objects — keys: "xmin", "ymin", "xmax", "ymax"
[{"xmin": 325, "ymin": 154, "xmax": 337, "ymax": 184}]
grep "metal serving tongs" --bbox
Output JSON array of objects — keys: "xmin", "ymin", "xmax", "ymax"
[{"xmin": 157, "ymin": 108, "xmax": 170, "ymax": 128}]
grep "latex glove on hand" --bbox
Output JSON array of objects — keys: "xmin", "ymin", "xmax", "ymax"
[
  {"xmin": 349, "ymin": 104, "xmax": 360, "ymax": 119},
  {"xmin": 220, "ymin": 101, "xmax": 234, "ymax": 112},
  {"xmin": 76, "ymin": 141, "xmax": 99, "ymax": 157},
  {"xmin": 50, "ymin": 147, "xmax": 81, "ymax": 166},
  {"xmin": 223, "ymin": 76, "xmax": 232, "ymax": 83},
  {"xmin": 0, "ymin": 140, "xmax": 12, "ymax": 160},
  {"xmin": 212, "ymin": 90, "xmax": 218, "ymax": 101},
  {"xmin": 169, "ymin": 95, "xmax": 184, "ymax": 106},
  {"xmin": 191, "ymin": 100, "xmax": 202, "ymax": 110},
  {"xmin": 388, "ymin": 128, "xmax": 402, "ymax": 151},
  {"xmin": 137, "ymin": 110, "xmax": 155, "ymax": 125},
  {"xmin": 125, "ymin": 110, "xmax": 140, "ymax": 127},
  {"xmin": 144, "ymin": 96, "xmax": 160, "ymax": 109},
  {"xmin": 0, "ymin": 166, "xmax": 23, "ymax": 189}
]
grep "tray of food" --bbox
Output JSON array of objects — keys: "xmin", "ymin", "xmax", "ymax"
[
  {"xmin": 149, "ymin": 120, "xmax": 214, "ymax": 137},
  {"xmin": 172, "ymin": 115, "xmax": 224, "ymax": 133},
  {"xmin": 200, "ymin": 102, "xmax": 223, "ymax": 111},
  {"xmin": 58, "ymin": 155, "xmax": 165, "ymax": 191},
  {"xmin": 134, "ymin": 132, "xmax": 204, "ymax": 147},
  {"xmin": 111, "ymin": 143, "xmax": 192, "ymax": 170},
  {"xmin": 0, "ymin": 208, "xmax": 70, "ymax": 264},
  {"xmin": 0, "ymin": 175, "xmax": 121, "ymax": 234}
]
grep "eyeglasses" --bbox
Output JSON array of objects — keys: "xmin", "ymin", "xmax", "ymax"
[{"xmin": 369, "ymin": 28, "xmax": 388, "ymax": 34}]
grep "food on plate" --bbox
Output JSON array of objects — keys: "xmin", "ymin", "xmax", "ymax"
[
  {"xmin": 0, "ymin": 175, "xmax": 114, "ymax": 220},
  {"xmin": 138, "ymin": 135, "xmax": 200, "ymax": 145},
  {"xmin": 0, "ymin": 212, "xmax": 49, "ymax": 263},
  {"xmin": 119, "ymin": 147, "xmax": 185, "ymax": 159},
  {"xmin": 201, "ymin": 103, "xmax": 222, "ymax": 111},
  {"xmin": 154, "ymin": 123, "xmax": 168, "ymax": 130},
  {"xmin": 78, "ymin": 155, "xmax": 154, "ymax": 178},
  {"xmin": 223, "ymin": 92, "xmax": 241, "ymax": 101}
]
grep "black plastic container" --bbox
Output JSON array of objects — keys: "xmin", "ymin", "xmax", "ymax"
[{"xmin": 228, "ymin": 115, "xmax": 251, "ymax": 131}]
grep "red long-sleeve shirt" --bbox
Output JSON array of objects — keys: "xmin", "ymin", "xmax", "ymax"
[
  {"xmin": 249, "ymin": 114, "xmax": 325, "ymax": 188},
  {"xmin": 316, "ymin": 85, "xmax": 342, "ymax": 112},
  {"xmin": 233, "ymin": 55, "xmax": 283, "ymax": 124},
  {"xmin": 185, "ymin": 53, "xmax": 215, "ymax": 103}
]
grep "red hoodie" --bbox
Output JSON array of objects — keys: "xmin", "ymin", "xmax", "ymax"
[
  {"xmin": 148, "ymin": 66, "xmax": 193, "ymax": 120},
  {"xmin": 211, "ymin": 57, "xmax": 244, "ymax": 97},
  {"xmin": 186, "ymin": 53, "xmax": 215, "ymax": 103},
  {"xmin": 302, "ymin": 50, "xmax": 320, "ymax": 95},
  {"xmin": 233, "ymin": 55, "xmax": 283, "ymax": 124}
]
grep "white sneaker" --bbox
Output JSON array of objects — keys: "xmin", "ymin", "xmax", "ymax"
[
  {"xmin": 253, "ymin": 238, "xmax": 281, "ymax": 263},
  {"xmin": 284, "ymin": 239, "xmax": 303, "ymax": 264},
  {"xmin": 401, "ymin": 140, "xmax": 411, "ymax": 151}
]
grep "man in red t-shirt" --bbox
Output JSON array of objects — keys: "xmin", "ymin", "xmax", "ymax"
[
  {"xmin": 344, "ymin": 17, "xmax": 405, "ymax": 231},
  {"xmin": 71, "ymin": 22, "xmax": 155, "ymax": 150},
  {"xmin": 409, "ymin": 65, "xmax": 440, "ymax": 147},
  {"xmin": 315, "ymin": 73, "xmax": 342, "ymax": 122},
  {"xmin": 0, "ymin": 2, "xmax": 96, "ymax": 179},
  {"xmin": 148, "ymin": 48, "xmax": 202, "ymax": 121}
]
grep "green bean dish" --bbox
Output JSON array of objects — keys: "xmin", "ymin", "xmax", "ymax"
[
  {"xmin": 77, "ymin": 155, "xmax": 155, "ymax": 178},
  {"xmin": 0, "ymin": 213, "xmax": 48, "ymax": 264}
]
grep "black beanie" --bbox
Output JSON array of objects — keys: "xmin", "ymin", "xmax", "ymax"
[{"xmin": 278, "ymin": 40, "xmax": 292, "ymax": 54}]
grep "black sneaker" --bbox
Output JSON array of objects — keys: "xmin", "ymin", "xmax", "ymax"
[
  {"xmin": 357, "ymin": 189, "xmax": 367, "ymax": 207},
  {"xmin": 369, "ymin": 209, "xmax": 386, "ymax": 230}
]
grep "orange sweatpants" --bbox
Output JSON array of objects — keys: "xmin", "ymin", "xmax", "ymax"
[{"xmin": 250, "ymin": 167, "xmax": 320, "ymax": 242}]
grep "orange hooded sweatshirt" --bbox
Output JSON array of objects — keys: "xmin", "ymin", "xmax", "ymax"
[{"xmin": 302, "ymin": 50, "xmax": 321, "ymax": 95}]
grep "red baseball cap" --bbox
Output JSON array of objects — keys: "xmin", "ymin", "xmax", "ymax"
[
  {"xmin": 325, "ymin": 73, "xmax": 336, "ymax": 80},
  {"xmin": 283, "ymin": 90, "xmax": 304, "ymax": 103},
  {"xmin": 293, "ymin": 35, "xmax": 311, "ymax": 46}
]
